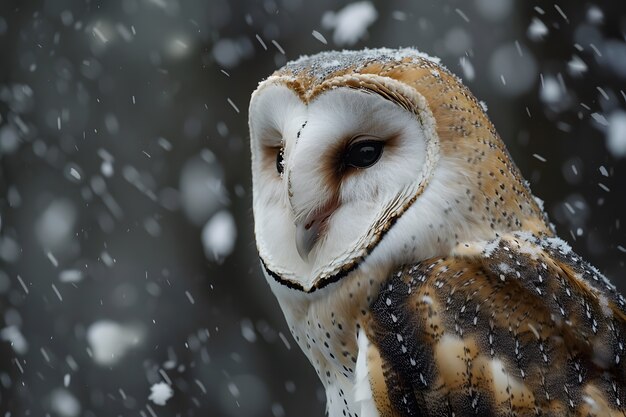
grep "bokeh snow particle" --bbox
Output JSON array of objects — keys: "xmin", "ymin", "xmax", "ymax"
[
  {"xmin": 89, "ymin": 20, "xmax": 115, "ymax": 48},
  {"xmin": 179, "ymin": 152, "xmax": 226, "ymax": 225},
  {"xmin": 0, "ymin": 326, "xmax": 28, "ymax": 354},
  {"xmin": 59, "ymin": 269, "xmax": 83, "ymax": 283},
  {"xmin": 321, "ymin": 2, "xmax": 378, "ymax": 46},
  {"xmin": 35, "ymin": 199, "xmax": 77, "ymax": 251},
  {"xmin": 86, "ymin": 320, "xmax": 145, "ymax": 366},
  {"xmin": 474, "ymin": 0, "xmax": 513, "ymax": 21},
  {"xmin": 587, "ymin": 5, "xmax": 604, "ymax": 24},
  {"xmin": 240, "ymin": 318, "xmax": 257, "ymax": 343},
  {"xmin": 201, "ymin": 210, "xmax": 237, "ymax": 263},
  {"xmin": 603, "ymin": 40, "xmax": 626, "ymax": 78},
  {"xmin": 443, "ymin": 28, "xmax": 472, "ymax": 56},
  {"xmin": 0, "ymin": 124, "xmax": 20, "ymax": 154},
  {"xmin": 165, "ymin": 34, "xmax": 192, "ymax": 59},
  {"xmin": 0, "ymin": 270, "xmax": 10, "ymax": 294},
  {"xmin": 567, "ymin": 55, "xmax": 588, "ymax": 76},
  {"xmin": 527, "ymin": 17, "xmax": 548, "ymax": 41},
  {"xmin": 0, "ymin": 236, "xmax": 20, "ymax": 263},
  {"xmin": 218, "ymin": 375, "xmax": 270, "ymax": 417},
  {"xmin": 212, "ymin": 37, "xmax": 254, "ymax": 68},
  {"xmin": 489, "ymin": 43, "xmax": 537, "ymax": 96},
  {"xmin": 606, "ymin": 110, "xmax": 626, "ymax": 158},
  {"xmin": 539, "ymin": 75, "xmax": 564, "ymax": 104},
  {"xmin": 149, "ymin": 382, "xmax": 173, "ymax": 406},
  {"xmin": 213, "ymin": 39, "xmax": 241, "ymax": 67},
  {"xmin": 49, "ymin": 389, "xmax": 81, "ymax": 417}
]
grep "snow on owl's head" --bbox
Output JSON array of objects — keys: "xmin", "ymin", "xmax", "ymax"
[{"xmin": 249, "ymin": 48, "xmax": 550, "ymax": 294}]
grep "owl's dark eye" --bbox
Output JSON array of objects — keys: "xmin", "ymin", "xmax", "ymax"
[
  {"xmin": 276, "ymin": 149, "xmax": 284, "ymax": 174},
  {"xmin": 344, "ymin": 140, "xmax": 384, "ymax": 169}
]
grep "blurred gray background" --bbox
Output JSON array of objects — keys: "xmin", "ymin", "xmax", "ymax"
[{"xmin": 1, "ymin": 0, "xmax": 625, "ymax": 416}]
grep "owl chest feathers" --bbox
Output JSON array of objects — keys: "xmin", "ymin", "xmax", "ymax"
[{"xmin": 269, "ymin": 263, "xmax": 393, "ymax": 416}]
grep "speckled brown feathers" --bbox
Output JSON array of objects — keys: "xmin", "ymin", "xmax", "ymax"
[{"xmin": 365, "ymin": 233, "xmax": 626, "ymax": 416}]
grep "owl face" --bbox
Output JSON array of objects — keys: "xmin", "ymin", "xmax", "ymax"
[
  {"xmin": 249, "ymin": 73, "xmax": 440, "ymax": 293},
  {"xmin": 250, "ymin": 48, "xmax": 550, "ymax": 294}
]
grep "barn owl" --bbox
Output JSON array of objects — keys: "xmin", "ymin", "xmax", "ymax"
[{"xmin": 248, "ymin": 48, "xmax": 626, "ymax": 417}]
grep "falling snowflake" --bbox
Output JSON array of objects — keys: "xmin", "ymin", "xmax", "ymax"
[
  {"xmin": 149, "ymin": 382, "xmax": 173, "ymax": 406},
  {"xmin": 321, "ymin": 2, "xmax": 378, "ymax": 46}
]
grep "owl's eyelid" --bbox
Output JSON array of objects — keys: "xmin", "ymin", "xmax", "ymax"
[{"xmin": 348, "ymin": 134, "xmax": 384, "ymax": 146}]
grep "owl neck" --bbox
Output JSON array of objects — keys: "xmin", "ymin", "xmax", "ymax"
[{"xmin": 269, "ymin": 261, "xmax": 393, "ymax": 414}]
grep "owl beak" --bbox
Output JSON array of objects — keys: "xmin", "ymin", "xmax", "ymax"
[
  {"xmin": 293, "ymin": 201, "xmax": 338, "ymax": 262},
  {"xmin": 295, "ymin": 209, "xmax": 336, "ymax": 262},
  {"xmin": 295, "ymin": 219, "xmax": 321, "ymax": 262}
]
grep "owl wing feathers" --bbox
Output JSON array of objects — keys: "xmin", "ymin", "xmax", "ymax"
[{"xmin": 363, "ymin": 233, "xmax": 626, "ymax": 417}]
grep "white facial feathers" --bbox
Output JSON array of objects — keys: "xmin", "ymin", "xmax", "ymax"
[
  {"xmin": 249, "ymin": 78, "xmax": 437, "ymax": 292},
  {"xmin": 287, "ymin": 88, "xmax": 426, "ymax": 216}
]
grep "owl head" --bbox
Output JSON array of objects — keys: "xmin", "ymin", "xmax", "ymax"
[{"xmin": 249, "ymin": 48, "xmax": 550, "ymax": 294}]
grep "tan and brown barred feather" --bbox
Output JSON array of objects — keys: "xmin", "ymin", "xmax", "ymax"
[{"xmin": 365, "ymin": 233, "xmax": 626, "ymax": 417}]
